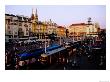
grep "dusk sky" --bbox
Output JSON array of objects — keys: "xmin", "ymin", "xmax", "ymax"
[{"xmin": 5, "ymin": 5, "xmax": 106, "ymax": 28}]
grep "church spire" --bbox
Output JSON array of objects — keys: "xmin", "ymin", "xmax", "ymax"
[
  {"xmin": 32, "ymin": 8, "xmax": 34, "ymax": 14},
  {"xmin": 31, "ymin": 8, "xmax": 34, "ymax": 20},
  {"xmin": 35, "ymin": 8, "xmax": 38, "ymax": 22},
  {"xmin": 35, "ymin": 8, "xmax": 37, "ymax": 16}
]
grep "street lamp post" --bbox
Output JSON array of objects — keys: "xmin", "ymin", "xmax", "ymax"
[
  {"xmin": 73, "ymin": 36, "xmax": 74, "ymax": 43},
  {"xmin": 60, "ymin": 36, "xmax": 61, "ymax": 45},
  {"xmin": 44, "ymin": 21, "xmax": 47, "ymax": 54},
  {"xmin": 44, "ymin": 36, "xmax": 47, "ymax": 54}
]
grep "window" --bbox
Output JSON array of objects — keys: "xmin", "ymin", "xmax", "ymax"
[
  {"xmin": 29, "ymin": 28, "xmax": 31, "ymax": 31},
  {"xmin": 14, "ymin": 23, "xmax": 17, "ymax": 25},
  {"xmin": 8, "ymin": 26, "xmax": 10, "ymax": 29},
  {"xmin": 7, "ymin": 19, "xmax": 10, "ymax": 24},
  {"xmin": 26, "ymin": 32, "xmax": 28, "ymax": 35},
  {"xmin": 19, "ymin": 23, "xmax": 22, "ymax": 26},
  {"xmin": 24, "ymin": 24, "xmax": 28, "ymax": 27},
  {"xmin": 8, "ymin": 31, "xmax": 11, "ymax": 34},
  {"xmin": 26, "ymin": 28, "xmax": 28, "ymax": 31},
  {"xmin": 15, "ymin": 32, "xmax": 17, "ymax": 34},
  {"xmin": 19, "ymin": 28, "xmax": 22, "ymax": 32}
]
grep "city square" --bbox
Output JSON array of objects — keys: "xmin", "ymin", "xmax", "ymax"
[{"xmin": 5, "ymin": 5, "xmax": 106, "ymax": 70}]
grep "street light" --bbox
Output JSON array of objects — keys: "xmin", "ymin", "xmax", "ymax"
[
  {"xmin": 73, "ymin": 36, "xmax": 74, "ymax": 43},
  {"xmin": 44, "ymin": 21, "xmax": 47, "ymax": 54},
  {"xmin": 44, "ymin": 36, "xmax": 47, "ymax": 53},
  {"xmin": 60, "ymin": 36, "xmax": 62, "ymax": 45},
  {"xmin": 13, "ymin": 26, "xmax": 14, "ymax": 39}
]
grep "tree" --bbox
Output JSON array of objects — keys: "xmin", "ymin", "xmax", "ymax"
[
  {"xmin": 48, "ymin": 33, "xmax": 56, "ymax": 41},
  {"xmin": 99, "ymin": 29, "xmax": 106, "ymax": 41},
  {"xmin": 65, "ymin": 29, "xmax": 69, "ymax": 37}
]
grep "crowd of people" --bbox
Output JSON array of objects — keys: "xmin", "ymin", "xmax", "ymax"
[
  {"xmin": 5, "ymin": 40, "xmax": 50, "ymax": 69},
  {"xmin": 5, "ymin": 35, "xmax": 106, "ymax": 70}
]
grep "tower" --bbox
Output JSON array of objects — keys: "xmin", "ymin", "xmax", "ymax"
[
  {"xmin": 35, "ymin": 8, "xmax": 38, "ymax": 22},
  {"xmin": 31, "ymin": 8, "xmax": 34, "ymax": 20},
  {"xmin": 31, "ymin": 8, "xmax": 35, "ymax": 33},
  {"xmin": 31, "ymin": 8, "xmax": 38, "ymax": 33}
]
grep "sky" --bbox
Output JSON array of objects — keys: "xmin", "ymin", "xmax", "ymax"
[{"xmin": 5, "ymin": 5, "xmax": 106, "ymax": 28}]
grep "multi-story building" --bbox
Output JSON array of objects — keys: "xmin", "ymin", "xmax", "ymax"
[
  {"xmin": 5, "ymin": 14, "xmax": 19, "ymax": 42},
  {"xmin": 17, "ymin": 15, "xmax": 31, "ymax": 38},
  {"xmin": 5, "ymin": 8, "xmax": 61, "ymax": 41},
  {"xmin": 46, "ymin": 19, "xmax": 57, "ymax": 35},
  {"xmin": 6, "ymin": 9, "xmax": 100, "ymax": 42},
  {"xmin": 56, "ymin": 26, "xmax": 66, "ymax": 37},
  {"xmin": 30, "ymin": 9, "xmax": 58, "ymax": 39},
  {"xmin": 5, "ymin": 14, "xmax": 31, "ymax": 38},
  {"xmin": 68, "ymin": 23, "xmax": 100, "ymax": 40},
  {"xmin": 35, "ymin": 20, "xmax": 58, "ymax": 39},
  {"xmin": 36, "ymin": 21, "xmax": 47, "ymax": 39}
]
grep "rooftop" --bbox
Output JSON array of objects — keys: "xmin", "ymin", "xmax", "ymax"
[{"xmin": 70, "ymin": 23, "xmax": 93, "ymax": 26}]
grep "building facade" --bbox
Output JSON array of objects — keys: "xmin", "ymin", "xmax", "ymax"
[
  {"xmin": 5, "ymin": 14, "xmax": 19, "ymax": 42},
  {"xmin": 68, "ymin": 23, "xmax": 100, "ymax": 40},
  {"xmin": 17, "ymin": 15, "xmax": 31, "ymax": 38},
  {"xmin": 5, "ymin": 8, "xmax": 59, "ymax": 41},
  {"xmin": 56, "ymin": 26, "xmax": 66, "ymax": 37},
  {"xmin": 5, "ymin": 14, "xmax": 31, "ymax": 38}
]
